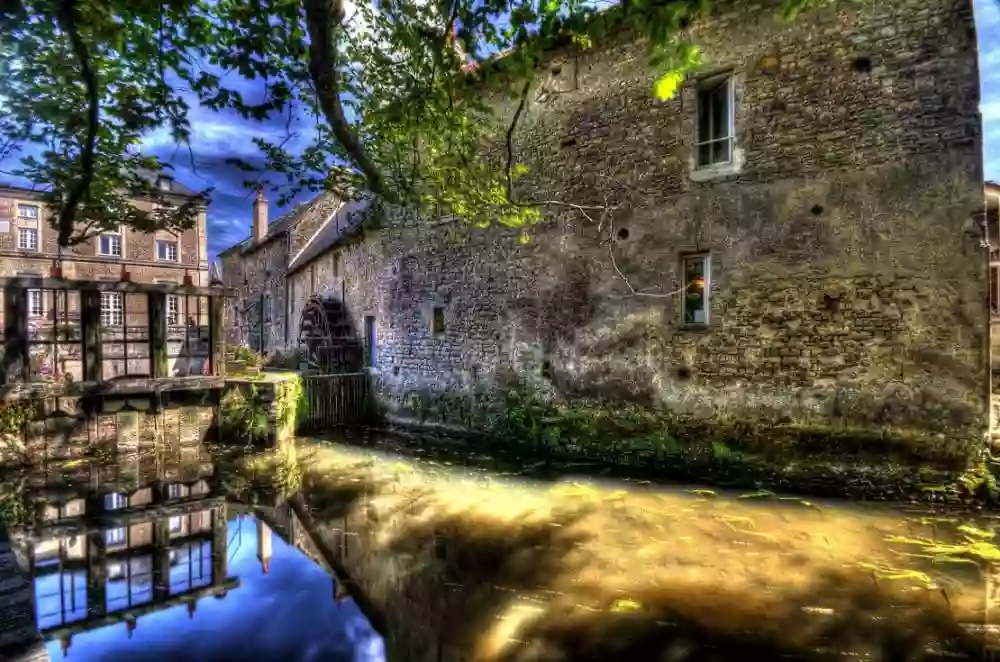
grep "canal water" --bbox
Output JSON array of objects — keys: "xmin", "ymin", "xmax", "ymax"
[
  {"xmin": 6, "ymin": 405, "xmax": 1000, "ymax": 662},
  {"xmin": 0, "ymin": 417, "xmax": 385, "ymax": 662}
]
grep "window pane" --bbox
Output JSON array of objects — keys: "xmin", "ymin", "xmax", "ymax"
[
  {"xmin": 683, "ymin": 257, "xmax": 708, "ymax": 325},
  {"xmin": 710, "ymin": 82, "xmax": 730, "ymax": 140},
  {"xmin": 697, "ymin": 90, "xmax": 712, "ymax": 144},
  {"xmin": 698, "ymin": 143, "xmax": 713, "ymax": 167}
]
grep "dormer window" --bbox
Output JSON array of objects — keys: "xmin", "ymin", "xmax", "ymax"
[{"xmin": 157, "ymin": 177, "xmax": 172, "ymax": 192}]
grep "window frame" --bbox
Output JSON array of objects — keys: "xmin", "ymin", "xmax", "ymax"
[
  {"xmin": 156, "ymin": 239, "xmax": 179, "ymax": 262},
  {"xmin": 104, "ymin": 492, "xmax": 127, "ymax": 511},
  {"xmin": 166, "ymin": 483, "xmax": 183, "ymax": 499},
  {"xmin": 101, "ymin": 292, "xmax": 125, "ymax": 327},
  {"xmin": 17, "ymin": 203, "xmax": 39, "ymax": 220},
  {"xmin": 680, "ymin": 253, "xmax": 711, "ymax": 326},
  {"xmin": 17, "ymin": 227, "xmax": 38, "ymax": 251},
  {"xmin": 27, "ymin": 289, "xmax": 43, "ymax": 318},
  {"xmin": 695, "ymin": 73, "xmax": 735, "ymax": 169},
  {"xmin": 104, "ymin": 526, "xmax": 127, "ymax": 546},
  {"xmin": 98, "ymin": 229, "xmax": 123, "ymax": 257},
  {"xmin": 169, "ymin": 516, "xmax": 183, "ymax": 533},
  {"xmin": 166, "ymin": 294, "xmax": 179, "ymax": 326}
]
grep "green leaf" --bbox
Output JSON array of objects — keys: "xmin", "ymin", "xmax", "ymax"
[{"xmin": 653, "ymin": 70, "xmax": 685, "ymax": 101}]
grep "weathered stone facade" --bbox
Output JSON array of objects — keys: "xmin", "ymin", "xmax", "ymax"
[
  {"xmin": 231, "ymin": 0, "xmax": 989, "ymax": 450},
  {"xmin": 219, "ymin": 191, "xmax": 343, "ymax": 353}
]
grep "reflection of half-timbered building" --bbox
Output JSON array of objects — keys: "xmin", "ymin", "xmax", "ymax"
[{"xmin": 11, "ymin": 440, "xmax": 239, "ymax": 655}]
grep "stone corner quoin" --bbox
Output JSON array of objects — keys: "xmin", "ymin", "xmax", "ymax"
[{"xmin": 223, "ymin": 0, "xmax": 989, "ymax": 448}]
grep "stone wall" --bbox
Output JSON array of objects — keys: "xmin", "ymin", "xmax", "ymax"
[
  {"xmin": 220, "ymin": 236, "xmax": 289, "ymax": 352},
  {"xmin": 286, "ymin": 0, "xmax": 988, "ymax": 448}
]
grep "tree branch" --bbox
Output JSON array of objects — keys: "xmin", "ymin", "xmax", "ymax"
[
  {"xmin": 55, "ymin": 0, "xmax": 99, "ymax": 248},
  {"xmin": 505, "ymin": 76, "xmax": 532, "ymax": 202},
  {"xmin": 302, "ymin": 0, "xmax": 389, "ymax": 200}
]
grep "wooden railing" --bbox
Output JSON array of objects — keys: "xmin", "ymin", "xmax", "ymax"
[{"xmin": 298, "ymin": 372, "xmax": 373, "ymax": 432}]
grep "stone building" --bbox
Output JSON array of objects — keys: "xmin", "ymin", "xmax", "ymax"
[
  {"xmin": 218, "ymin": 188, "xmax": 346, "ymax": 354},
  {"xmin": 0, "ymin": 175, "xmax": 212, "ymax": 380},
  {"xmin": 223, "ymin": 0, "xmax": 989, "ymax": 449}
]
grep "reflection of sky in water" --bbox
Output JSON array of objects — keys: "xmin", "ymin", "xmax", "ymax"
[{"xmin": 41, "ymin": 515, "xmax": 385, "ymax": 662}]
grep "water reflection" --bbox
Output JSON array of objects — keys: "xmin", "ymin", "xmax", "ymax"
[{"xmin": 7, "ymin": 432, "xmax": 384, "ymax": 662}]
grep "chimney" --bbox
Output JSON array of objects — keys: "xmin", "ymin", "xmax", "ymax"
[
  {"xmin": 252, "ymin": 186, "xmax": 268, "ymax": 243},
  {"xmin": 256, "ymin": 518, "xmax": 272, "ymax": 575}
]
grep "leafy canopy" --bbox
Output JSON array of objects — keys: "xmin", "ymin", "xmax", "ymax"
[{"xmin": 0, "ymin": 0, "xmax": 828, "ymax": 246}]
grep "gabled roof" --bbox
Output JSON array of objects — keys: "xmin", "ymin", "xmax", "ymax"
[
  {"xmin": 287, "ymin": 197, "xmax": 375, "ymax": 275},
  {"xmin": 218, "ymin": 191, "xmax": 344, "ymax": 257}
]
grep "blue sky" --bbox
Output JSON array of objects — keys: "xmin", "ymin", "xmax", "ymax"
[
  {"xmin": 978, "ymin": 0, "xmax": 1000, "ymax": 182},
  {"xmin": 38, "ymin": 514, "xmax": 385, "ymax": 662}
]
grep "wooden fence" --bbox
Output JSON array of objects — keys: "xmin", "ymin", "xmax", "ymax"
[{"xmin": 298, "ymin": 372, "xmax": 372, "ymax": 433}]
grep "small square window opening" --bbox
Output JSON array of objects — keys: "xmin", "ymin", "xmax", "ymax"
[
  {"xmin": 17, "ymin": 204, "xmax": 39, "ymax": 219},
  {"xmin": 682, "ymin": 255, "xmax": 710, "ymax": 325},
  {"xmin": 99, "ymin": 233, "xmax": 122, "ymax": 257},
  {"xmin": 156, "ymin": 240, "xmax": 178, "ymax": 261},
  {"xmin": 696, "ymin": 74, "xmax": 734, "ymax": 168}
]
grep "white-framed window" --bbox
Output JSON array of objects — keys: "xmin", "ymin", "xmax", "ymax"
[
  {"xmin": 17, "ymin": 204, "xmax": 39, "ymax": 220},
  {"xmin": 104, "ymin": 527, "xmax": 126, "ymax": 546},
  {"xmin": 166, "ymin": 483, "xmax": 182, "ymax": 499},
  {"xmin": 104, "ymin": 492, "xmax": 127, "ymax": 510},
  {"xmin": 696, "ymin": 74, "xmax": 734, "ymax": 168},
  {"xmin": 169, "ymin": 516, "xmax": 183, "ymax": 533},
  {"xmin": 27, "ymin": 289, "xmax": 43, "ymax": 318},
  {"xmin": 101, "ymin": 292, "xmax": 124, "ymax": 327},
  {"xmin": 99, "ymin": 230, "xmax": 122, "ymax": 257},
  {"xmin": 156, "ymin": 240, "xmax": 178, "ymax": 262},
  {"xmin": 18, "ymin": 227, "xmax": 38, "ymax": 250},
  {"xmin": 682, "ymin": 254, "xmax": 710, "ymax": 325},
  {"xmin": 166, "ymin": 295, "xmax": 179, "ymax": 326}
]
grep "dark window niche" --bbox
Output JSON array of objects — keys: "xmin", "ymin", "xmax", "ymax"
[
  {"xmin": 432, "ymin": 306, "xmax": 446, "ymax": 334},
  {"xmin": 617, "ymin": 227, "xmax": 630, "ymax": 241},
  {"xmin": 852, "ymin": 56, "xmax": 872, "ymax": 73}
]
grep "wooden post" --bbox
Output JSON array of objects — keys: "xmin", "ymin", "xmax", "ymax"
[
  {"xmin": 209, "ymin": 295, "xmax": 225, "ymax": 376},
  {"xmin": 81, "ymin": 290, "xmax": 103, "ymax": 382},
  {"xmin": 3, "ymin": 285, "xmax": 29, "ymax": 382},
  {"xmin": 148, "ymin": 292, "xmax": 168, "ymax": 379}
]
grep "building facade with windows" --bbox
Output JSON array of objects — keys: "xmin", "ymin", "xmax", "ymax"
[
  {"xmin": 0, "ymin": 176, "xmax": 212, "ymax": 380},
  {"xmin": 16, "ymin": 444, "xmax": 239, "ymax": 651},
  {"xmin": 223, "ymin": 0, "xmax": 988, "ymax": 446}
]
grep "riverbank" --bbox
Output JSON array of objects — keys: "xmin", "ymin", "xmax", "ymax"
[
  {"xmin": 234, "ymin": 436, "xmax": 1000, "ymax": 662},
  {"xmin": 312, "ymin": 422, "xmax": 997, "ymax": 508}
]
